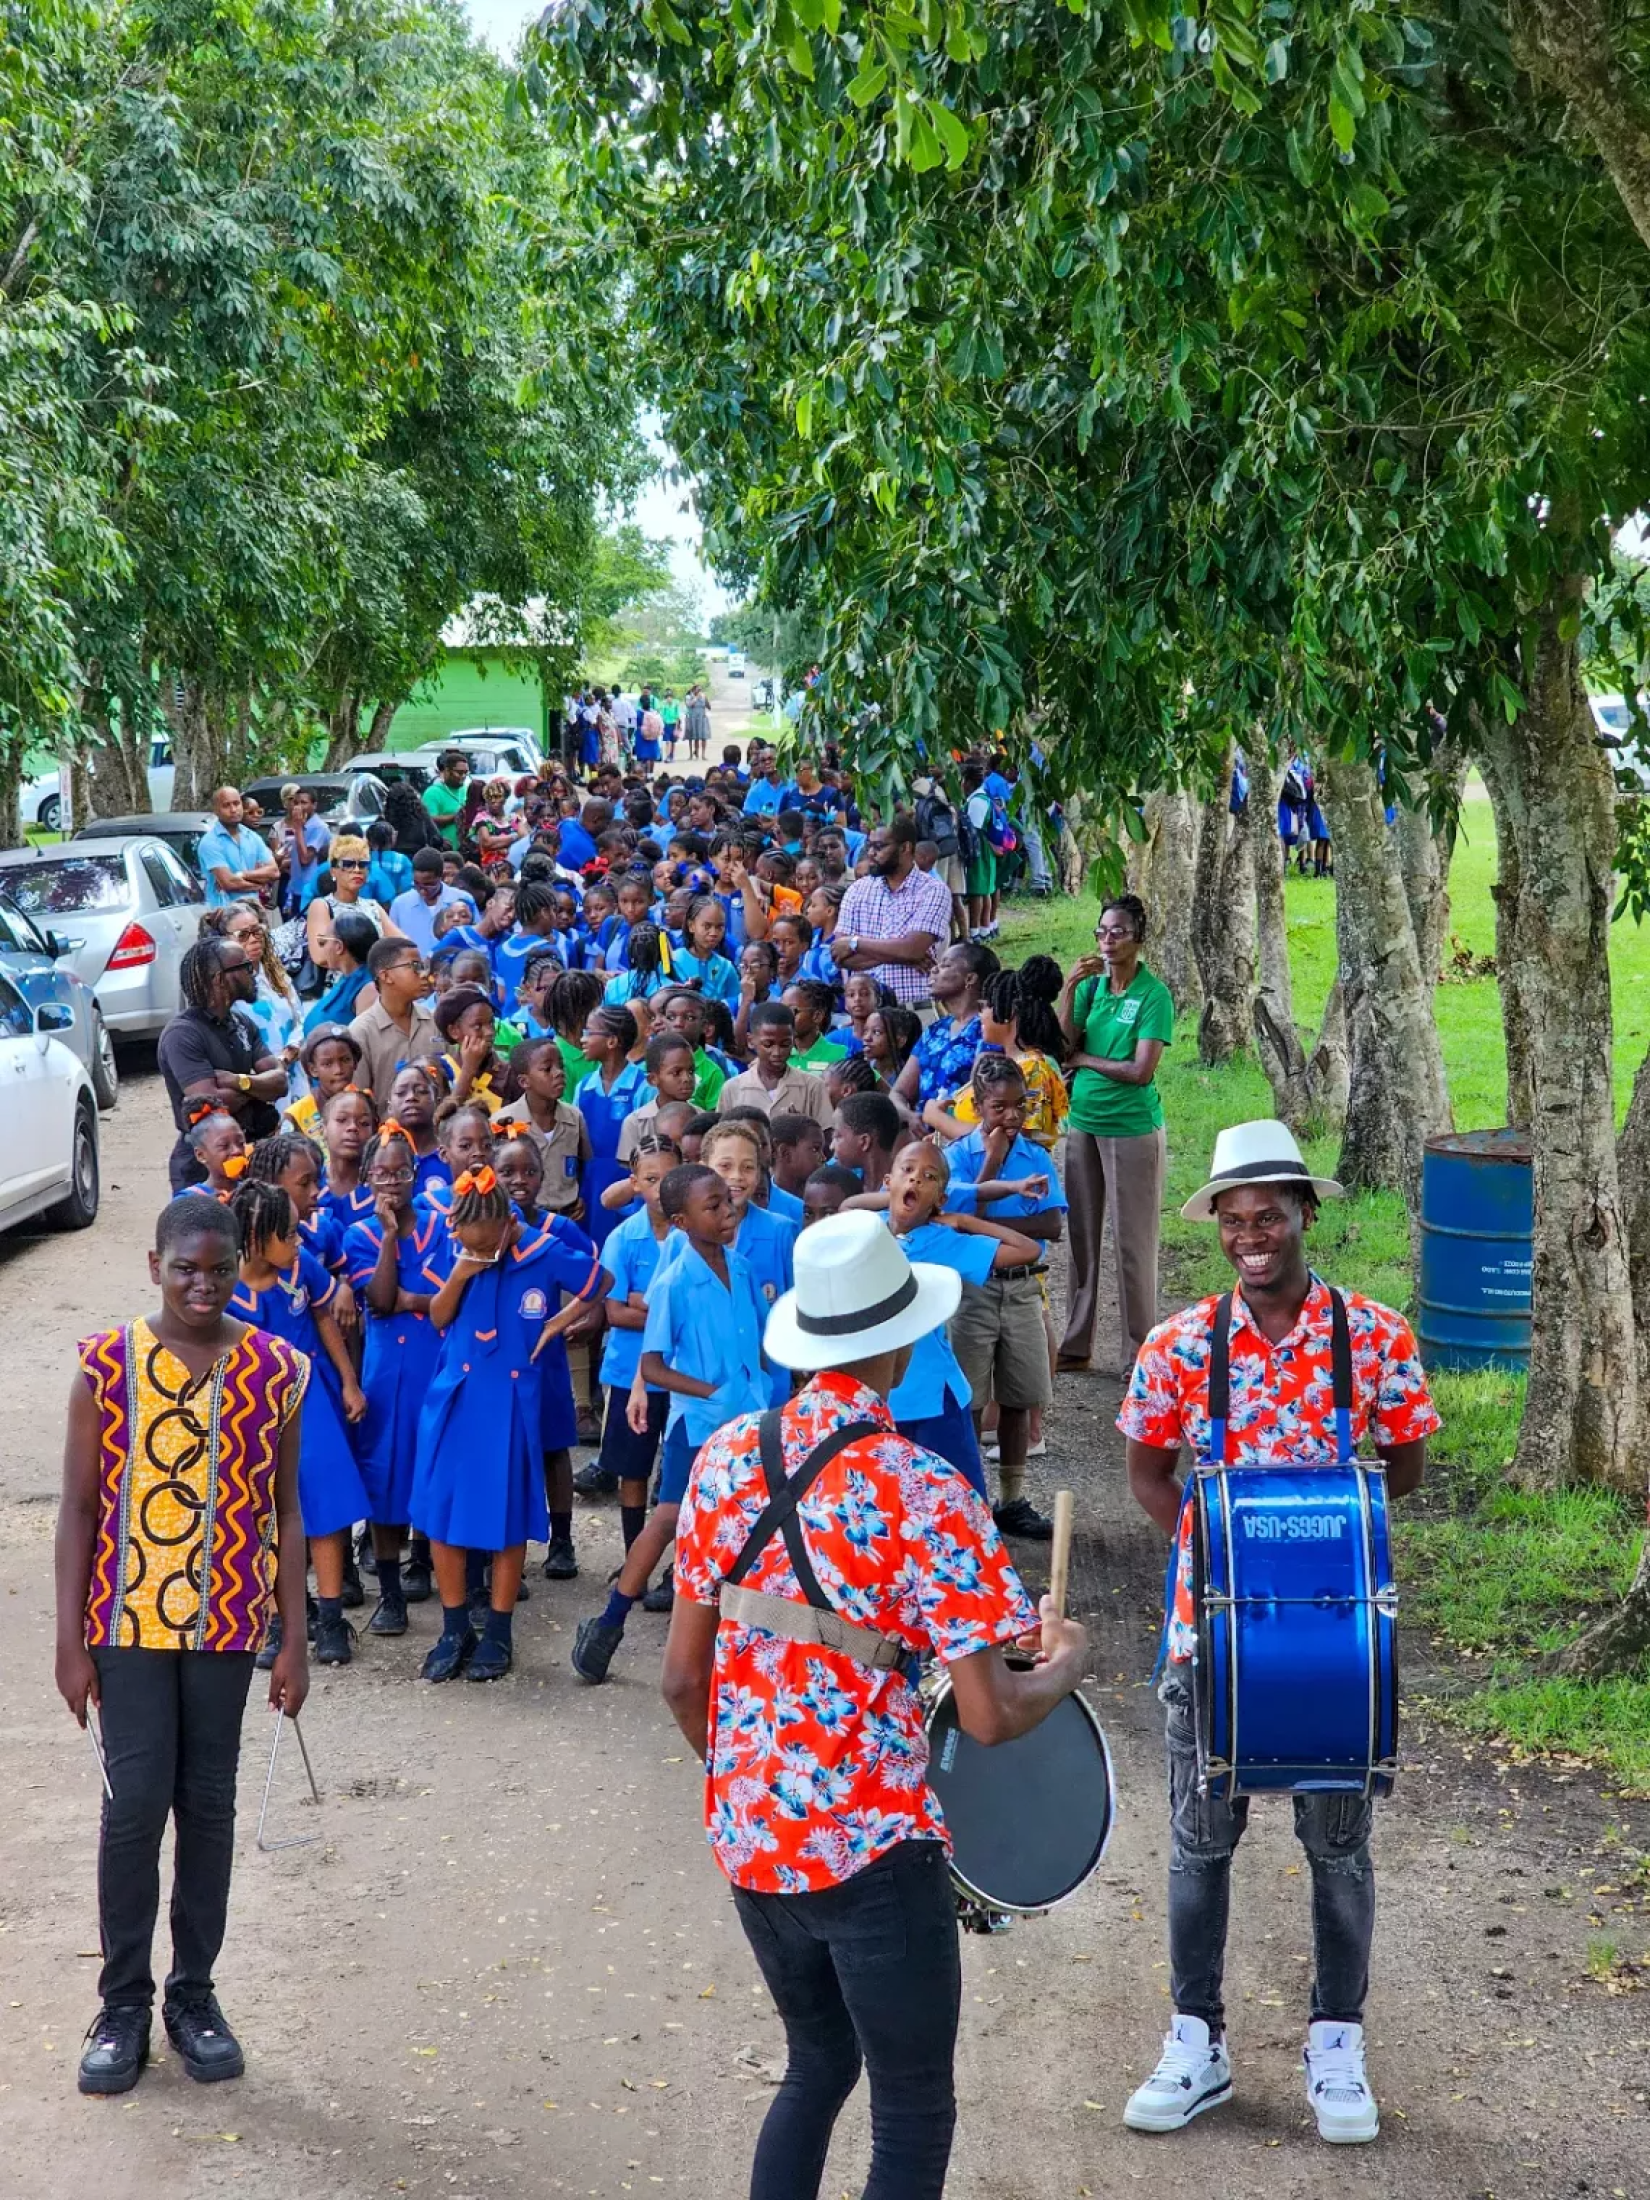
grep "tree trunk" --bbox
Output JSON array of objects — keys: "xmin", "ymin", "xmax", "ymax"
[
  {"xmin": 1191, "ymin": 762, "xmax": 1253, "ymax": 1066},
  {"xmin": 1126, "ymin": 788, "xmax": 1201, "ymax": 1019},
  {"xmin": 1481, "ymin": 741, "xmax": 1535, "ymax": 1130},
  {"xmin": 1477, "ymin": 591, "xmax": 1637, "ymax": 1493},
  {"xmin": 0, "ymin": 752, "xmax": 22, "ymax": 850},
  {"xmin": 1511, "ymin": 0, "xmax": 1650, "ymax": 259},
  {"xmin": 1248, "ymin": 751, "xmax": 1308, "ymax": 1118},
  {"xmin": 1394, "ymin": 748, "xmax": 1463, "ymax": 998},
  {"xmin": 82, "ymin": 697, "xmax": 153, "ymax": 818},
  {"xmin": 1321, "ymin": 753, "xmax": 1452, "ymax": 1207},
  {"xmin": 323, "ymin": 695, "xmax": 362, "ymax": 771},
  {"xmin": 167, "ymin": 677, "xmax": 216, "ymax": 810}
]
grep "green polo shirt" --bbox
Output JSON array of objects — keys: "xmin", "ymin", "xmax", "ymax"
[
  {"xmin": 1067, "ymin": 965, "xmax": 1174, "ymax": 1137},
  {"xmin": 692, "ymin": 1048, "xmax": 727, "ymax": 1110},
  {"xmin": 423, "ymin": 778, "xmax": 467, "ymax": 847},
  {"xmin": 790, "ymin": 1034, "xmax": 850, "ymax": 1072}
]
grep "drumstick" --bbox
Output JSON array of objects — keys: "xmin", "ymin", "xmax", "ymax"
[{"xmin": 1048, "ymin": 1489, "xmax": 1074, "ymax": 1620}]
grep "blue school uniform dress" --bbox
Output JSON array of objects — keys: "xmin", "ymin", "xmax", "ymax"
[
  {"xmin": 596, "ymin": 1209, "xmax": 675, "ymax": 1479},
  {"xmin": 411, "ymin": 1148, "xmax": 451, "ymax": 1200},
  {"xmin": 603, "ymin": 967, "xmax": 668, "ymax": 1011},
  {"xmin": 670, "ymin": 948, "xmax": 741, "ymax": 1007},
  {"xmin": 344, "ymin": 1200, "xmax": 447, "ymax": 1525},
  {"xmin": 575, "ymin": 1060, "xmax": 649, "ymax": 1253},
  {"xmin": 640, "ymin": 1242, "xmax": 770, "ymax": 1504},
  {"xmin": 942, "ymin": 1127, "xmax": 1070, "ymax": 1225},
  {"xmin": 885, "ymin": 1219, "xmax": 992, "ymax": 1498},
  {"xmin": 317, "ymin": 1177, "xmax": 376, "ymax": 1244},
  {"xmin": 714, "ymin": 889, "xmax": 747, "ymax": 956},
  {"xmin": 409, "ymin": 1221, "xmax": 604, "ymax": 1550},
  {"xmin": 529, "ymin": 1210, "xmax": 602, "ymax": 1454},
  {"xmin": 230, "ymin": 1250, "xmax": 369, "ymax": 1538},
  {"xmin": 301, "ymin": 1205, "xmax": 346, "ymax": 1273}
]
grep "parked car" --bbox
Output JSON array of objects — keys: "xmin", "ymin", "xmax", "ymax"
[
  {"xmin": 408, "ymin": 729, "xmax": 544, "ymax": 776},
  {"xmin": 21, "ymin": 738, "xmax": 176, "ymax": 834},
  {"xmin": 73, "ymin": 811, "xmax": 216, "ymax": 877},
  {"xmin": 0, "ymin": 838, "xmax": 203, "ymax": 1045},
  {"xmin": 726, "ymin": 649, "xmax": 746, "ymax": 680},
  {"xmin": 1590, "ymin": 694, "xmax": 1650, "ymax": 793},
  {"xmin": 0, "ymin": 969, "xmax": 100, "ymax": 1232},
  {"xmin": 240, "ymin": 772, "xmax": 390, "ymax": 829},
  {"xmin": 346, "ymin": 752, "xmax": 437, "ymax": 792},
  {"xmin": 0, "ymin": 892, "xmax": 119, "ymax": 1107}
]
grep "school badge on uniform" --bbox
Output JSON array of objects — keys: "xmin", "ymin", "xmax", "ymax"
[{"xmin": 518, "ymin": 1288, "xmax": 548, "ymax": 1319}]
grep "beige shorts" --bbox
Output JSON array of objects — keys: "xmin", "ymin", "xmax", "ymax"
[
  {"xmin": 950, "ymin": 1272, "xmax": 1053, "ymax": 1411},
  {"xmin": 939, "ymin": 853, "xmax": 966, "ymax": 896}
]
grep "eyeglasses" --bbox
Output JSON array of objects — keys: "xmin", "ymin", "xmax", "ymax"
[
  {"xmin": 372, "ymin": 1167, "xmax": 415, "ymax": 1186},
  {"xmin": 388, "ymin": 958, "xmax": 428, "ymax": 977},
  {"xmin": 336, "ymin": 859, "xmax": 368, "ymax": 872}
]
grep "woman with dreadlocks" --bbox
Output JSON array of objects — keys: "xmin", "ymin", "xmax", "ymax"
[
  {"xmin": 228, "ymin": 1181, "xmax": 369, "ymax": 1669},
  {"xmin": 408, "ymin": 1165, "xmax": 608, "ymax": 1684}
]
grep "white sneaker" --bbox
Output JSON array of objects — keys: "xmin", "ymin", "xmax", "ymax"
[
  {"xmin": 983, "ymin": 1437, "xmax": 1047, "ymax": 1462},
  {"xmin": 1123, "ymin": 2015, "xmax": 1232, "ymax": 2133},
  {"xmin": 1303, "ymin": 2021, "xmax": 1379, "ymax": 2143}
]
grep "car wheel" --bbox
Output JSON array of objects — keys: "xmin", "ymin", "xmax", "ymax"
[
  {"xmin": 38, "ymin": 794, "xmax": 61, "ymax": 833},
  {"xmin": 50, "ymin": 1101, "xmax": 100, "ymax": 1230},
  {"xmin": 90, "ymin": 1011, "xmax": 119, "ymax": 1110}
]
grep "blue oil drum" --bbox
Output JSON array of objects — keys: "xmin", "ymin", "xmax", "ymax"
[{"xmin": 1417, "ymin": 1129, "xmax": 1533, "ymax": 1371}]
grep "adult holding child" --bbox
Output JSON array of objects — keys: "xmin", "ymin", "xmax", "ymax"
[{"xmin": 1056, "ymin": 893, "xmax": 1173, "ymax": 1376}]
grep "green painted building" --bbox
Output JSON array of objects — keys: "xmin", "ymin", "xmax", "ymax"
[{"xmin": 378, "ymin": 649, "xmax": 548, "ymax": 749}]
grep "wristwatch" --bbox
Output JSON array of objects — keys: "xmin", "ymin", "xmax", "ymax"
[
  {"xmin": 236, "ymin": 1073, "xmax": 252, "ymax": 1093},
  {"xmin": 850, "ymin": 935, "xmax": 861, "ymax": 956}
]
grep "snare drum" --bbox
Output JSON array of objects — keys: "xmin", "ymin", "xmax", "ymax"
[
  {"xmin": 924, "ymin": 1677, "xmax": 1115, "ymax": 1915},
  {"xmin": 1193, "ymin": 1462, "xmax": 1398, "ymax": 1800}
]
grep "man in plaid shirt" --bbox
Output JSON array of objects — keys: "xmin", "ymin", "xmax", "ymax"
[{"xmin": 832, "ymin": 814, "xmax": 955, "ymax": 1008}]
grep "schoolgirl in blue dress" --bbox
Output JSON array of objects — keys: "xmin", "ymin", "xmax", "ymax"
[
  {"xmin": 343, "ymin": 1124, "xmax": 445, "ymax": 1638},
  {"xmin": 422, "ymin": 1101, "xmax": 496, "ymax": 1214},
  {"xmin": 410, "ymin": 1166, "xmax": 608, "ymax": 1683},
  {"xmin": 668, "ymin": 894, "xmax": 741, "ymax": 1007},
  {"xmin": 575, "ymin": 1004, "xmax": 649, "ymax": 1252},
  {"xmin": 491, "ymin": 1124, "xmax": 600, "ymax": 1581},
  {"xmin": 228, "ymin": 1180, "xmax": 370, "ymax": 1671},
  {"xmin": 386, "ymin": 1061, "xmax": 452, "ymax": 1199},
  {"xmin": 316, "ymin": 1084, "xmax": 379, "ymax": 1245},
  {"xmin": 601, "ymin": 921, "xmax": 671, "ymax": 1012},
  {"xmin": 597, "ymin": 874, "xmax": 655, "ymax": 974},
  {"xmin": 245, "ymin": 1125, "xmax": 349, "ymax": 1285}
]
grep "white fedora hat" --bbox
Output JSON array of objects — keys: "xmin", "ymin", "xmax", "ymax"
[
  {"xmin": 764, "ymin": 1211, "xmax": 962, "ymax": 1373},
  {"xmin": 1180, "ymin": 1118, "xmax": 1343, "ymax": 1222}
]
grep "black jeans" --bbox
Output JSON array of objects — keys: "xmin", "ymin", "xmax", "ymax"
[
  {"xmin": 91, "ymin": 1647, "xmax": 255, "ymax": 2012},
  {"xmin": 731, "ymin": 1838, "xmax": 960, "ymax": 2200},
  {"xmin": 1164, "ymin": 1688, "xmax": 1375, "ymax": 2035}
]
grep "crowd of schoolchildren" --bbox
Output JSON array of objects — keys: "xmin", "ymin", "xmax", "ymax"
[{"xmin": 160, "ymin": 738, "xmax": 1078, "ymax": 1691}]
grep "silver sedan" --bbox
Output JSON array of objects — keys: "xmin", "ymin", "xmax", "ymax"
[{"xmin": 0, "ymin": 836, "xmax": 206, "ymax": 1041}]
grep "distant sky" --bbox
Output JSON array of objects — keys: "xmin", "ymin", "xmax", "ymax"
[{"xmin": 464, "ymin": 0, "xmax": 733, "ymax": 619}]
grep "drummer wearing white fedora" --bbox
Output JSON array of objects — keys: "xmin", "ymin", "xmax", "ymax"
[
  {"xmin": 1117, "ymin": 1120, "xmax": 1438, "ymax": 2146},
  {"xmin": 662, "ymin": 1210, "xmax": 1088, "ymax": 2200}
]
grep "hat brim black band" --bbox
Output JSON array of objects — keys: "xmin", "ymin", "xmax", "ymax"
[
  {"xmin": 1209, "ymin": 1160, "xmax": 1316, "ymax": 1189},
  {"xmin": 795, "ymin": 1270, "xmax": 919, "ymax": 1338}
]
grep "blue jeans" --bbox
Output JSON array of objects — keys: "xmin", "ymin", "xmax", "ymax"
[
  {"xmin": 730, "ymin": 1839, "xmax": 960, "ymax": 2200},
  {"xmin": 1163, "ymin": 1686, "xmax": 1374, "ymax": 2034}
]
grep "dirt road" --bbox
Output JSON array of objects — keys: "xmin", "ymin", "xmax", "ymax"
[{"xmin": 2, "ymin": 1067, "xmax": 1647, "ymax": 2200}]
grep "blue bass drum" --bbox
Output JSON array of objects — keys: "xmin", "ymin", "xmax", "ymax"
[{"xmin": 1193, "ymin": 1464, "xmax": 1398, "ymax": 1800}]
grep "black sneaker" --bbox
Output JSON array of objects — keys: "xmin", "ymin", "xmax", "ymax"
[
  {"xmin": 993, "ymin": 1495, "xmax": 1054, "ymax": 1541},
  {"xmin": 421, "ymin": 1627, "xmax": 476, "ymax": 1682},
  {"xmin": 641, "ymin": 1568, "xmax": 675, "ymax": 1614},
  {"xmin": 305, "ymin": 1591, "xmax": 318, "ymax": 1641},
  {"xmin": 571, "ymin": 1615, "xmax": 624, "ymax": 1683},
  {"xmin": 164, "ymin": 1994, "xmax": 245, "ymax": 2083},
  {"xmin": 572, "ymin": 1460, "xmax": 618, "ymax": 1497},
  {"xmin": 340, "ymin": 1551, "xmax": 365, "ymax": 1610},
  {"xmin": 313, "ymin": 1611, "xmax": 356, "ymax": 1666},
  {"xmin": 467, "ymin": 1633, "xmax": 513, "ymax": 1682},
  {"xmin": 368, "ymin": 1593, "xmax": 408, "ymax": 1637},
  {"xmin": 402, "ymin": 1553, "xmax": 433, "ymax": 1603},
  {"xmin": 77, "ymin": 2004, "xmax": 150, "ymax": 2096},
  {"xmin": 254, "ymin": 1614, "xmax": 282, "ymax": 1672},
  {"xmin": 542, "ymin": 1536, "xmax": 579, "ymax": 1581}
]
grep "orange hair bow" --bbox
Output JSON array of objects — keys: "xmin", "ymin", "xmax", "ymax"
[
  {"xmin": 452, "ymin": 1165, "xmax": 498, "ymax": 1197},
  {"xmin": 378, "ymin": 1117, "xmax": 409, "ymax": 1142},
  {"xmin": 491, "ymin": 1119, "xmax": 531, "ymax": 1143}
]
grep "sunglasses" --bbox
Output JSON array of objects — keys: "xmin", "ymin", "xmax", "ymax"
[{"xmin": 336, "ymin": 858, "xmax": 368, "ymax": 871}]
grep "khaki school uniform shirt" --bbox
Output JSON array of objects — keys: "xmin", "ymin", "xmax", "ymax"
[
  {"xmin": 716, "ymin": 1064, "xmax": 834, "ymax": 1128},
  {"xmin": 347, "ymin": 999, "xmax": 441, "ymax": 1109},
  {"xmin": 495, "ymin": 1099, "xmax": 591, "ymax": 1210}
]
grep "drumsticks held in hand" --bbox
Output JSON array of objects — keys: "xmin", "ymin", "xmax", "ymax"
[{"xmin": 1048, "ymin": 1489, "xmax": 1074, "ymax": 1621}]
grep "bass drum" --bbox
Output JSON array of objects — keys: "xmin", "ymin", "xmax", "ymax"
[{"xmin": 924, "ymin": 1677, "xmax": 1115, "ymax": 1916}]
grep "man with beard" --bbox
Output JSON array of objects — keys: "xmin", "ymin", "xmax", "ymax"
[{"xmin": 831, "ymin": 812, "xmax": 956, "ymax": 1013}]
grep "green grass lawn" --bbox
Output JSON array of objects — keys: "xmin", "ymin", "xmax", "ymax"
[{"xmin": 1001, "ymin": 801, "xmax": 1650, "ymax": 1790}]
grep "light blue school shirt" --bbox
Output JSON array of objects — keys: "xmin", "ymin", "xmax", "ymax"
[
  {"xmin": 197, "ymin": 821, "xmax": 269, "ymax": 906},
  {"xmin": 389, "ymin": 884, "xmax": 470, "ymax": 958},
  {"xmin": 943, "ymin": 1126, "xmax": 1069, "ymax": 1222},
  {"xmin": 886, "ymin": 1218, "xmax": 995, "ymax": 1419},
  {"xmin": 599, "ymin": 1209, "xmax": 676, "ymax": 1391},
  {"xmin": 765, "ymin": 1184, "xmax": 805, "ymax": 1226},
  {"xmin": 640, "ymin": 1241, "xmax": 770, "ymax": 1445},
  {"xmin": 669, "ymin": 947, "xmax": 741, "ymax": 1006},
  {"xmin": 742, "ymin": 779, "xmax": 784, "ymax": 816}
]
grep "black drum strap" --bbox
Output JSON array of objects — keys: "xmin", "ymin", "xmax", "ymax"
[
  {"xmin": 724, "ymin": 1411, "xmax": 882, "ymax": 1610},
  {"xmin": 1207, "ymin": 1279, "xmax": 1354, "ymax": 1463}
]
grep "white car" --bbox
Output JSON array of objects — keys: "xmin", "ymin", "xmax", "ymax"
[
  {"xmin": 411, "ymin": 729, "xmax": 544, "ymax": 775},
  {"xmin": 726, "ymin": 650, "xmax": 746, "ymax": 680},
  {"xmin": 0, "ymin": 968, "xmax": 100, "ymax": 1233},
  {"xmin": 22, "ymin": 739, "xmax": 176, "ymax": 834},
  {"xmin": 1590, "ymin": 694, "xmax": 1650, "ymax": 792}
]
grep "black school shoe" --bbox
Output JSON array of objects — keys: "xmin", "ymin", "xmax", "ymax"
[
  {"xmin": 641, "ymin": 1568, "xmax": 675, "ymax": 1614},
  {"xmin": 572, "ymin": 1460, "xmax": 618, "ymax": 1497},
  {"xmin": 466, "ymin": 1633, "xmax": 513, "ymax": 1682},
  {"xmin": 340, "ymin": 1550, "xmax": 365, "ymax": 1609},
  {"xmin": 368, "ymin": 1591, "xmax": 408, "ymax": 1637},
  {"xmin": 164, "ymin": 1995, "xmax": 245, "ymax": 2083},
  {"xmin": 571, "ymin": 1615, "xmax": 624, "ymax": 1684},
  {"xmin": 542, "ymin": 1536, "xmax": 578, "ymax": 1581},
  {"xmin": 78, "ymin": 2004, "xmax": 150, "ymax": 2096},
  {"xmin": 402, "ymin": 1552, "xmax": 433, "ymax": 1603},
  {"xmin": 254, "ymin": 1613, "xmax": 282, "ymax": 1671},
  {"xmin": 421, "ymin": 1627, "xmax": 476, "ymax": 1682},
  {"xmin": 313, "ymin": 1611, "xmax": 356, "ymax": 1666},
  {"xmin": 993, "ymin": 1495, "xmax": 1054, "ymax": 1541}
]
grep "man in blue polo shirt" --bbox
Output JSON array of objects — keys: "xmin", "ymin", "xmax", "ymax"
[{"xmin": 197, "ymin": 785, "xmax": 281, "ymax": 909}]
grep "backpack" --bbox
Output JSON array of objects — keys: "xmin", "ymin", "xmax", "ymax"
[
  {"xmin": 1281, "ymin": 766, "xmax": 1306, "ymax": 809},
  {"xmin": 984, "ymin": 793, "xmax": 1018, "ymax": 856},
  {"xmin": 915, "ymin": 789, "xmax": 960, "ymax": 859}
]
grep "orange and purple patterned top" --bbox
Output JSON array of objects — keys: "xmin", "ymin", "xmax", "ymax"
[{"xmin": 78, "ymin": 1319, "xmax": 309, "ymax": 1654}]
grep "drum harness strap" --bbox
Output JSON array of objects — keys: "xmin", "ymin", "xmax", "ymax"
[
  {"xmin": 717, "ymin": 1410, "xmax": 910, "ymax": 1674},
  {"xmin": 1152, "ymin": 1279, "xmax": 1356, "ymax": 1679}
]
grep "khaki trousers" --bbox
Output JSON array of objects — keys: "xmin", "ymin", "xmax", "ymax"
[{"xmin": 1058, "ymin": 1125, "xmax": 1165, "ymax": 1369}]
